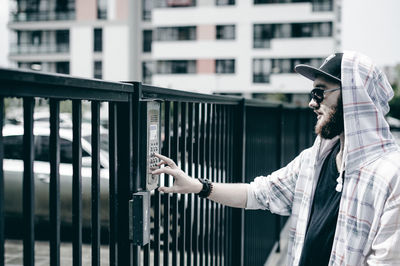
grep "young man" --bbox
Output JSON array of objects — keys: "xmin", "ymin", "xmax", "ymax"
[{"xmin": 152, "ymin": 51, "xmax": 400, "ymax": 265}]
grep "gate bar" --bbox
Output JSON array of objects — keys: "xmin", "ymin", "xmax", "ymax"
[
  {"xmin": 23, "ymin": 97, "xmax": 35, "ymax": 266},
  {"xmin": 49, "ymin": 99, "xmax": 61, "ymax": 266}
]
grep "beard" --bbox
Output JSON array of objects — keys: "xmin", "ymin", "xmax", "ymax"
[{"xmin": 315, "ymin": 96, "xmax": 344, "ymax": 139}]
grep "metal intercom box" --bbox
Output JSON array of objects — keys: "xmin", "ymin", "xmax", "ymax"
[
  {"xmin": 140, "ymin": 101, "xmax": 161, "ymax": 191},
  {"xmin": 129, "ymin": 191, "xmax": 150, "ymax": 245}
]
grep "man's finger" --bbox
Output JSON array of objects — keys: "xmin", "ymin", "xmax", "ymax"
[
  {"xmin": 157, "ymin": 160, "xmax": 168, "ymax": 167},
  {"xmin": 158, "ymin": 186, "xmax": 175, "ymax": 193},
  {"xmin": 152, "ymin": 167, "xmax": 175, "ymax": 176},
  {"xmin": 154, "ymin": 153, "xmax": 177, "ymax": 168}
]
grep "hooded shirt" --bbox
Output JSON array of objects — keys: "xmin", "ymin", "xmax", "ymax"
[{"xmin": 246, "ymin": 51, "xmax": 400, "ymax": 265}]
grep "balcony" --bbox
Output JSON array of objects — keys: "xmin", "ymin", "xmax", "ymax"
[
  {"xmin": 10, "ymin": 43, "xmax": 69, "ymax": 55},
  {"xmin": 10, "ymin": 10, "xmax": 75, "ymax": 22}
]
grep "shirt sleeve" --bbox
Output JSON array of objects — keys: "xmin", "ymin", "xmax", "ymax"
[
  {"xmin": 246, "ymin": 149, "xmax": 306, "ymax": 216},
  {"xmin": 366, "ymin": 184, "xmax": 400, "ymax": 265}
]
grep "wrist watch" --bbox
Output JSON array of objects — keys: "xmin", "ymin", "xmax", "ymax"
[{"xmin": 196, "ymin": 178, "xmax": 213, "ymax": 198}]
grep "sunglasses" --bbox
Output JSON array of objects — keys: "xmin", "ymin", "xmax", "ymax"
[{"xmin": 310, "ymin": 87, "xmax": 341, "ymax": 104}]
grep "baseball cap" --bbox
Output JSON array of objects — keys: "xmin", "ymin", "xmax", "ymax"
[{"xmin": 295, "ymin": 53, "xmax": 343, "ymax": 83}]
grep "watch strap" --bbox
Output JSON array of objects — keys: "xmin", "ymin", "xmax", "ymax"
[{"xmin": 196, "ymin": 178, "xmax": 213, "ymax": 198}]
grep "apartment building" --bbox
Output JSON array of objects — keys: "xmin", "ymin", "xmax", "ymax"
[
  {"xmin": 8, "ymin": 0, "xmax": 341, "ymax": 99},
  {"xmin": 8, "ymin": 0, "xmax": 135, "ymax": 81}
]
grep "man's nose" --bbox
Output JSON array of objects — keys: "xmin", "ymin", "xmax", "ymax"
[{"xmin": 309, "ymin": 98, "xmax": 318, "ymax": 109}]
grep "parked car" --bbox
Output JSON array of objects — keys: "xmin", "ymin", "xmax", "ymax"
[{"xmin": 3, "ymin": 124, "xmax": 110, "ymax": 230}]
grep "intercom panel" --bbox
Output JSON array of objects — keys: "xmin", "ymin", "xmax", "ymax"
[
  {"xmin": 129, "ymin": 191, "xmax": 150, "ymax": 245},
  {"xmin": 141, "ymin": 101, "xmax": 161, "ymax": 191}
]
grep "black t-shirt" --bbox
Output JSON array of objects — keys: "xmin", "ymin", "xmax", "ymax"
[{"xmin": 299, "ymin": 142, "xmax": 342, "ymax": 266}]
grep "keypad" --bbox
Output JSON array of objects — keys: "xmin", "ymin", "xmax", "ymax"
[{"xmin": 149, "ymin": 141, "xmax": 159, "ymax": 169}]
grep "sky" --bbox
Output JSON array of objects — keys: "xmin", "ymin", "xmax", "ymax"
[
  {"xmin": 341, "ymin": 0, "xmax": 400, "ymax": 66},
  {"xmin": 0, "ymin": 0, "xmax": 400, "ymax": 67}
]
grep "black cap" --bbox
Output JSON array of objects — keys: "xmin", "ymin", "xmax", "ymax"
[{"xmin": 295, "ymin": 53, "xmax": 343, "ymax": 83}]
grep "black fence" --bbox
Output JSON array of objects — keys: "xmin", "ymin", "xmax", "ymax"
[{"xmin": 0, "ymin": 68, "xmax": 315, "ymax": 266}]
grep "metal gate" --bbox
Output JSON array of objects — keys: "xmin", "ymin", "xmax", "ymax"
[{"xmin": 0, "ymin": 68, "xmax": 314, "ymax": 265}]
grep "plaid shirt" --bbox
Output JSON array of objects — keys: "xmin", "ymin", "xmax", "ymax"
[{"xmin": 246, "ymin": 51, "xmax": 400, "ymax": 265}]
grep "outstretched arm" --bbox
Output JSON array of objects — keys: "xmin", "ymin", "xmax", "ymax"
[{"xmin": 152, "ymin": 153, "xmax": 249, "ymax": 208}]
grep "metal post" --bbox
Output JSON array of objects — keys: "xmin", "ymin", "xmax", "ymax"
[{"xmin": 231, "ymin": 99, "xmax": 246, "ymax": 266}]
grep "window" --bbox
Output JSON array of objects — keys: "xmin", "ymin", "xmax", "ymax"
[
  {"xmin": 94, "ymin": 61, "xmax": 102, "ymax": 79},
  {"xmin": 56, "ymin": 30, "xmax": 69, "ymax": 44},
  {"xmin": 56, "ymin": 62, "xmax": 70, "ymax": 74},
  {"xmin": 274, "ymin": 24, "xmax": 291, "ymax": 38},
  {"xmin": 83, "ymin": 134, "xmax": 109, "ymax": 153},
  {"xmin": 4, "ymin": 136, "xmax": 23, "ymax": 160},
  {"xmin": 311, "ymin": 22, "xmax": 332, "ymax": 37},
  {"xmin": 216, "ymin": 25, "xmax": 235, "ymax": 40},
  {"xmin": 3, "ymin": 135, "xmax": 90, "ymax": 163},
  {"xmin": 94, "ymin": 28, "xmax": 102, "ymax": 52},
  {"xmin": 155, "ymin": 0, "xmax": 196, "ymax": 8},
  {"xmin": 253, "ymin": 24, "xmax": 272, "ymax": 48},
  {"xmin": 312, "ymin": 0, "xmax": 333, "ymax": 11},
  {"xmin": 97, "ymin": 0, "xmax": 107, "ymax": 19},
  {"xmin": 142, "ymin": 0, "xmax": 152, "ymax": 20},
  {"xmin": 253, "ymin": 22, "xmax": 332, "ymax": 48},
  {"xmin": 156, "ymin": 26, "xmax": 196, "ymax": 41},
  {"xmin": 157, "ymin": 60, "xmax": 196, "ymax": 74},
  {"xmin": 142, "ymin": 61, "xmax": 154, "ymax": 84},
  {"xmin": 216, "ymin": 0, "xmax": 235, "ymax": 5},
  {"xmin": 31, "ymin": 31, "xmax": 41, "ymax": 45},
  {"xmin": 292, "ymin": 23, "xmax": 312, "ymax": 37},
  {"xmin": 56, "ymin": 30, "xmax": 69, "ymax": 52},
  {"xmin": 254, "ymin": 0, "xmax": 309, "ymax": 4},
  {"xmin": 55, "ymin": 0, "xmax": 75, "ymax": 12},
  {"xmin": 257, "ymin": 57, "xmax": 324, "ymax": 76},
  {"xmin": 216, "ymin": 59, "xmax": 235, "ymax": 74},
  {"xmin": 253, "ymin": 59, "xmax": 271, "ymax": 83},
  {"xmin": 143, "ymin": 30, "xmax": 152, "ymax": 52}
]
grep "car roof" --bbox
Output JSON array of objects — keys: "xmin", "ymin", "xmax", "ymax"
[{"xmin": 2, "ymin": 124, "xmax": 109, "ymax": 168}]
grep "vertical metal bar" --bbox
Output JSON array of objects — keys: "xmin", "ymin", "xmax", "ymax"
[
  {"xmin": 117, "ymin": 99, "xmax": 133, "ymax": 265},
  {"xmin": 205, "ymin": 103, "xmax": 212, "ymax": 265},
  {"xmin": 153, "ymin": 181, "xmax": 161, "ymax": 265},
  {"xmin": 227, "ymin": 106, "xmax": 234, "ymax": 266},
  {"xmin": 215, "ymin": 105, "xmax": 221, "ymax": 266},
  {"xmin": 193, "ymin": 103, "xmax": 200, "ymax": 266},
  {"xmin": 186, "ymin": 102, "xmax": 194, "ymax": 266},
  {"xmin": 91, "ymin": 101, "xmax": 101, "ymax": 266},
  {"xmin": 162, "ymin": 101, "xmax": 171, "ymax": 266},
  {"xmin": 153, "ymin": 93, "xmax": 162, "ymax": 266},
  {"xmin": 179, "ymin": 102, "xmax": 186, "ymax": 266},
  {"xmin": 72, "ymin": 100, "xmax": 82, "ymax": 266},
  {"xmin": 231, "ymin": 100, "xmax": 245, "ymax": 266},
  {"xmin": 199, "ymin": 103, "xmax": 206, "ymax": 266},
  {"xmin": 0, "ymin": 97, "xmax": 4, "ymax": 266},
  {"xmin": 23, "ymin": 97, "xmax": 35, "ymax": 266},
  {"xmin": 210, "ymin": 104, "xmax": 216, "ymax": 266},
  {"xmin": 50, "ymin": 99, "xmax": 60, "ymax": 266},
  {"xmin": 219, "ymin": 106, "xmax": 226, "ymax": 266},
  {"xmin": 132, "ymin": 84, "xmax": 142, "ymax": 265},
  {"xmin": 108, "ymin": 102, "xmax": 118, "ymax": 266},
  {"xmin": 144, "ymin": 243, "xmax": 150, "ymax": 265},
  {"xmin": 224, "ymin": 106, "xmax": 230, "ymax": 266},
  {"xmin": 275, "ymin": 105, "xmax": 283, "ymax": 252},
  {"xmin": 172, "ymin": 101, "xmax": 179, "ymax": 266}
]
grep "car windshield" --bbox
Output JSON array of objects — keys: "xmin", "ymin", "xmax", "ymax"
[{"xmin": 83, "ymin": 134, "xmax": 109, "ymax": 153}]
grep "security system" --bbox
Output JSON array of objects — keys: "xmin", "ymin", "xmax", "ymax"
[
  {"xmin": 129, "ymin": 191, "xmax": 150, "ymax": 245},
  {"xmin": 140, "ymin": 101, "xmax": 161, "ymax": 191}
]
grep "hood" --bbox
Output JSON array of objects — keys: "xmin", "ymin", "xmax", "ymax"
[{"xmin": 341, "ymin": 51, "xmax": 398, "ymax": 172}]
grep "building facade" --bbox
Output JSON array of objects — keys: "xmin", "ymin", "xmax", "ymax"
[
  {"xmin": 8, "ymin": 0, "xmax": 341, "ymax": 99},
  {"xmin": 8, "ymin": 0, "xmax": 134, "ymax": 82}
]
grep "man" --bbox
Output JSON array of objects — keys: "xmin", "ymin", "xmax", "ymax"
[{"xmin": 152, "ymin": 51, "xmax": 400, "ymax": 265}]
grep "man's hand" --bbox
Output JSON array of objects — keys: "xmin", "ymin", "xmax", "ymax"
[{"xmin": 151, "ymin": 153, "xmax": 202, "ymax": 194}]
